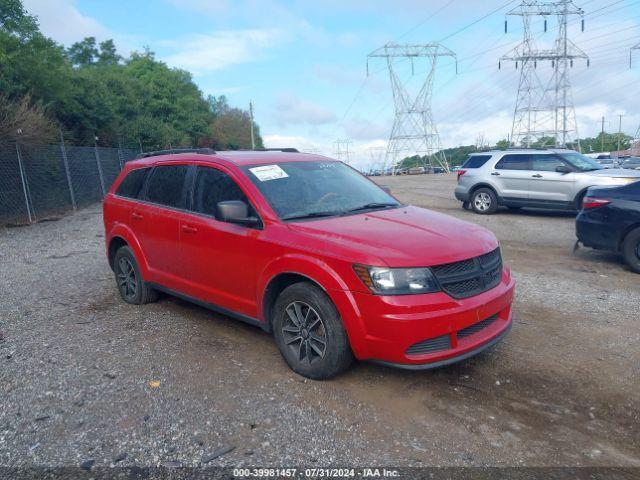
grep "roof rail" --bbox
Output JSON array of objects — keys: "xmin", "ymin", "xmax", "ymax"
[
  {"xmin": 136, "ymin": 148, "xmax": 216, "ymax": 159},
  {"xmin": 505, "ymin": 146, "xmax": 550, "ymax": 150},
  {"xmin": 254, "ymin": 148, "xmax": 300, "ymax": 153}
]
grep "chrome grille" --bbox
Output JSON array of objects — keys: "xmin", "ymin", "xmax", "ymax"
[{"xmin": 431, "ymin": 248, "xmax": 502, "ymax": 299}]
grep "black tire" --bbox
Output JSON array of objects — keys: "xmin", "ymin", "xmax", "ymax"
[
  {"xmin": 272, "ymin": 282, "xmax": 353, "ymax": 380},
  {"xmin": 471, "ymin": 187, "xmax": 498, "ymax": 215},
  {"xmin": 621, "ymin": 227, "xmax": 640, "ymax": 274},
  {"xmin": 113, "ymin": 246, "xmax": 159, "ymax": 304}
]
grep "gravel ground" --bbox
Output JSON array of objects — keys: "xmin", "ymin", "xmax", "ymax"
[{"xmin": 0, "ymin": 174, "xmax": 638, "ymax": 469}]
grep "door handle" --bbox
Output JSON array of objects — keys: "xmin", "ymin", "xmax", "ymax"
[
  {"xmin": 532, "ymin": 174, "xmax": 543, "ymax": 178},
  {"xmin": 131, "ymin": 212, "xmax": 143, "ymax": 220},
  {"xmin": 181, "ymin": 224, "xmax": 198, "ymax": 234},
  {"xmin": 491, "ymin": 172, "xmax": 500, "ymax": 176}
]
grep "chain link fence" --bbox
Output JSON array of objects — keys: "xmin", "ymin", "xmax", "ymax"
[{"xmin": 0, "ymin": 142, "xmax": 138, "ymax": 226}]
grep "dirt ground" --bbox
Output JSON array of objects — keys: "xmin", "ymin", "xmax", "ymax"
[{"xmin": 0, "ymin": 173, "xmax": 638, "ymax": 468}]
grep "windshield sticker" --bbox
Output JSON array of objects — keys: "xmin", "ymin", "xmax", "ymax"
[{"xmin": 249, "ymin": 165, "xmax": 289, "ymax": 182}]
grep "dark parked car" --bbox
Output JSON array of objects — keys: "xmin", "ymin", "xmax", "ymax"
[{"xmin": 576, "ymin": 181, "xmax": 640, "ymax": 273}]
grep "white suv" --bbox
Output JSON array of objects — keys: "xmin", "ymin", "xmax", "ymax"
[{"xmin": 454, "ymin": 149, "xmax": 640, "ymax": 214}]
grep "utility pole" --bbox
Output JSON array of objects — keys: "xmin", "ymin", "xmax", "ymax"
[
  {"xmin": 367, "ymin": 43, "xmax": 456, "ymax": 174},
  {"xmin": 600, "ymin": 116, "xmax": 605, "ymax": 153},
  {"xmin": 617, "ymin": 114, "xmax": 624, "ymax": 153},
  {"xmin": 249, "ymin": 101, "xmax": 256, "ymax": 150},
  {"xmin": 501, "ymin": 0, "xmax": 588, "ymax": 150},
  {"xmin": 633, "ymin": 123, "xmax": 640, "ymax": 156},
  {"xmin": 630, "ymin": 41, "xmax": 640, "ymax": 68}
]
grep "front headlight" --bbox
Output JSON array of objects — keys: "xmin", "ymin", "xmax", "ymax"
[{"xmin": 353, "ymin": 265, "xmax": 440, "ymax": 295}]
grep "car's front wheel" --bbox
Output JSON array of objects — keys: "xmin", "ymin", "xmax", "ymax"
[
  {"xmin": 622, "ymin": 227, "xmax": 640, "ymax": 274},
  {"xmin": 272, "ymin": 282, "xmax": 353, "ymax": 380},
  {"xmin": 471, "ymin": 188, "xmax": 498, "ymax": 214}
]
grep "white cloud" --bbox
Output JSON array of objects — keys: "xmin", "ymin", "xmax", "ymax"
[
  {"xmin": 23, "ymin": 0, "xmax": 110, "ymax": 45},
  {"xmin": 22, "ymin": 0, "xmax": 135, "ymax": 55},
  {"xmin": 344, "ymin": 117, "xmax": 390, "ymax": 141},
  {"xmin": 272, "ymin": 93, "xmax": 337, "ymax": 127},
  {"xmin": 162, "ymin": 29, "xmax": 287, "ymax": 74},
  {"xmin": 263, "ymin": 134, "xmax": 324, "ymax": 153}
]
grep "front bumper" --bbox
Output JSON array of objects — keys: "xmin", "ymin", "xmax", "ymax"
[
  {"xmin": 347, "ymin": 267, "xmax": 515, "ymax": 367},
  {"xmin": 372, "ymin": 321, "xmax": 512, "ymax": 370}
]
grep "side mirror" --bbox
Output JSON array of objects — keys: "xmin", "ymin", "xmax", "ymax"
[
  {"xmin": 216, "ymin": 200, "xmax": 260, "ymax": 227},
  {"xmin": 555, "ymin": 165, "xmax": 572, "ymax": 174},
  {"xmin": 380, "ymin": 185, "xmax": 391, "ymax": 194}
]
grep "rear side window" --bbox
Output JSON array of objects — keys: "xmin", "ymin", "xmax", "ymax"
[
  {"xmin": 495, "ymin": 154, "xmax": 530, "ymax": 170},
  {"xmin": 145, "ymin": 165, "xmax": 189, "ymax": 209},
  {"xmin": 115, "ymin": 168, "xmax": 149, "ymax": 199},
  {"xmin": 462, "ymin": 155, "xmax": 491, "ymax": 168},
  {"xmin": 192, "ymin": 166, "xmax": 255, "ymax": 219}
]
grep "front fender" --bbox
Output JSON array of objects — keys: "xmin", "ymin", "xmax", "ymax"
[{"xmin": 257, "ymin": 254, "xmax": 371, "ymax": 359}]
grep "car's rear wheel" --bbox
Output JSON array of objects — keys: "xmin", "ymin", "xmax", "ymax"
[
  {"xmin": 113, "ymin": 246, "xmax": 159, "ymax": 304},
  {"xmin": 471, "ymin": 188, "xmax": 498, "ymax": 215},
  {"xmin": 621, "ymin": 227, "xmax": 640, "ymax": 274},
  {"xmin": 272, "ymin": 282, "xmax": 353, "ymax": 380}
]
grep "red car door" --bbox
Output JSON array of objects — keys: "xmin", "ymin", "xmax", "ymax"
[
  {"xmin": 139, "ymin": 164, "xmax": 190, "ymax": 286},
  {"xmin": 179, "ymin": 165, "xmax": 262, "ymax": 317}
]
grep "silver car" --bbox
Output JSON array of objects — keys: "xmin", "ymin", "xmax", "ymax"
[{"xmin": 454, "ymin": 149, "xmax": 640, "ymax": 214}]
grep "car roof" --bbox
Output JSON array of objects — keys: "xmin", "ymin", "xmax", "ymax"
[
  {"xmin": 125, "ymin": 150, "xmax": 333, "ymax": 168},
  {"xmin": 470, "ymin": 148, "xmax": 559, "ymax": 156}
]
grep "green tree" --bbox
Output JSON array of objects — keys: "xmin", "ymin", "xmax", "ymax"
[
  {"xmin": 495, "ymin": 139, "xmax": 510, "ymax": 149},
  {"xmin": 97, "ymin": 39, "xmax": 120, "ymax": 65},
  {"xmin": 0, "ymin": 0, "xmax": 37, "ymax": 39},
  {"xmin": 1, "ymin": 0, "xmax": 263, "ymax": 149},
  {"xmin": 67, "ymin": 36, "xmax": 98, "ymax": 66}
]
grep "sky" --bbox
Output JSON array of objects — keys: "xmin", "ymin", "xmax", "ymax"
[{"xmin": 22, "ymin": 0, "xmax": 640, "ymax": 169}]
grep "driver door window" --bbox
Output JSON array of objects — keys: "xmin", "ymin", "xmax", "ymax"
[
  {"xmin": 192, "ymin": 166, "xmax": 256, "ymax": 220},
  {"xmin": 531, "ymin": 155, "xmax": 567, "ymax": 172}
]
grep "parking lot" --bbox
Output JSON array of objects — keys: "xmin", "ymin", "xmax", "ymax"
[{"xmin": 0, "ymin": 173, "xmax": 638, "ymax": 468}]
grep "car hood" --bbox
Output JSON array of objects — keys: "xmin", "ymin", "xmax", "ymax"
[
  {"xmin": 583, "ymin": 168, "xmax": 640, "ymax": 178},
  {"xmin": 286, "ymin": 205, "xmax": 499, "ymax": 268}
]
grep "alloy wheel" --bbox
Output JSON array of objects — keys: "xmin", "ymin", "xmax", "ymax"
[
  {"xmin": 117, "ymin": 257, "xmax": 137, "ymax": 301},
  {"xmin": 474, "ymin": 192, "xmax": 492, "ymax": 212},
  {"xmin": 281, "ymin": 301, "xmax": 327, "ymax": 364}
]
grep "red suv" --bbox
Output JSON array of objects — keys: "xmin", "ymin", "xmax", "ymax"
[{"xmin": 103, "ymin": 149, "xmax": 515, "ymax": 379}]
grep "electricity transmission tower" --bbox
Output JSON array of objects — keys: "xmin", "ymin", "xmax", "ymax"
[
  {"xmin": 333, "ymin": 139, "xmax": 353, "ymax": 164},
  {"xmin": 501, "ymin": 1, "xmax": 588, "ymax": 150},
  {"xmin": 368, "ymin": 146, "xmax": 386, "ymax": 174},
  {"xmin": 367, "ymin": 43, "xmax": 456, "ymax": 174}
]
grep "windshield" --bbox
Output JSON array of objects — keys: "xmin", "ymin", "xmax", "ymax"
[
  {"xmin": 557, "ymin": 151, "xmax": 603, "ymax": 171},
  {"xmin": 242, "ymin": 161, "xmax": 401, "ymax": 221}
]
